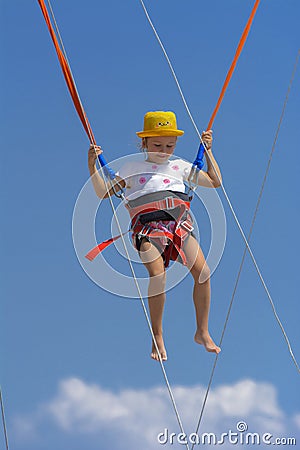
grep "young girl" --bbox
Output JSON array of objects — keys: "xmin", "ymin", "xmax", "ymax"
[{"xmin": 88, "ymin": 111, "xmax": 222, "ymax": 361}]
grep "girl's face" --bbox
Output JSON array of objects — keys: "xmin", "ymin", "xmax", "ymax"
[{"xmin": 143, "ymin": 136, "xmax": 177, "ymax": 164}]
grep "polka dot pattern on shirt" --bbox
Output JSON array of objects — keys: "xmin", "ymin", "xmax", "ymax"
[{"xmin": 117, "ymin": 159, "xmax": 193, "ymax": 200}]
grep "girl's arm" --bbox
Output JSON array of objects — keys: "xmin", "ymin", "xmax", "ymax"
[
  {"xmin": 88, "ymin": 145, "xmax": 126, "ymax": 198},
  {"xmin": 192, "ymin": 130, "xmax": 222, "ymax": 188}
]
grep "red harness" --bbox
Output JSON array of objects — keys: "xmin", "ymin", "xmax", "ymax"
[
  {"xmin": 128, "ymin": 196, "xmax": 193, "ymax": 267},
  {"xmin": 85, "ymin": 194, "xmax": 193, "ymax": 267}
]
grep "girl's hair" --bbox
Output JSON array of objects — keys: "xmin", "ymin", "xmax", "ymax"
[
  {"xmin": 138, "ymin": 136, "xmax": 178, "ymax": 152},
  {"xmin": 138, "ymin": 137, "xmax": 147, "ymax": 152}
]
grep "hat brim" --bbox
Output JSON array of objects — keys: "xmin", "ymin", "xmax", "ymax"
[{"xmin": 136, "ymin": 129, "xmax": 184, "ymax": 138}]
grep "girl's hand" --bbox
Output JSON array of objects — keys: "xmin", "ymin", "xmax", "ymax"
[
  {"xmin": 202, "ymin": 130, "xmax": 213, "ymax": 150},
  {"xmin": 88, "ymin": 144, "xmax": 103, "ymax": 168}
]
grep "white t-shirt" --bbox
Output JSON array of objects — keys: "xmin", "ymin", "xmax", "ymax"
[{"xmin": 118, "ymin": 158, "xmax": 193, "ymax": 200}]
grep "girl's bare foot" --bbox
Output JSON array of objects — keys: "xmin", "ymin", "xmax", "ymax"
[
  {"xmin": 194, "ymin": 330, "xmax": 221, "ymax": 354},
  {"xmin": 151, "ymin": 334, "xmax": 167, "ymax": 361}
]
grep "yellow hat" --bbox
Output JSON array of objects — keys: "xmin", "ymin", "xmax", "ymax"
[{"xmin": 136, "ymin": 111, "xmax": 184, "ymax": 138}]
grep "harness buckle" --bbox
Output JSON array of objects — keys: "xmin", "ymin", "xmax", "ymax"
[
  {"xmin": 180, "ymin": 220, "xmax": 194, "ymax": 233},
  {"xmin": 165, "ymin": 196, "xmax": 175, "ymax": 210},
  {"xmin": 139, "ymin": 225, "xmax": 150, "ymax": 236}
]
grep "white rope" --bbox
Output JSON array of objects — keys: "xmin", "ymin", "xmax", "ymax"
[
  {"xmin": 47, "ymin": 0, "xmax": 69, "ymax": 63},
  {"xmin": 138, "ymin": 0, "xmax": 299, "ymax": 373},
  {"xmin": 139, "ymin": 0, "xmax": 202, "ymax": 142},
  {"xmin": 0, "ymin": 387, "xmax": 9, "ymax": 450},
  {"xmin": 46, "ymin": 2, "xmax": 190, "ymax": 447},
  {"xmin": 191, "ymin": 49, "xmax": 300, "ymax": 449}
]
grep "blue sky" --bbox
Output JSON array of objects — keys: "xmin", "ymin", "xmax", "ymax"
[{"xmin": 1, "ymin": 1, "xmax": 300, "ymax": 449}]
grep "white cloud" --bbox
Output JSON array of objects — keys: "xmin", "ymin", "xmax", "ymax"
[
  {"xmin": 293, "ymin": 413, "xmax": 300, "ymax": 429},
  {"xmin": 45, "ymin": 377, "xmax": 130, "ymax": 431},
  {"xmin": 13, "ymin": 377, "xmax": 299, "ymax": 450}
]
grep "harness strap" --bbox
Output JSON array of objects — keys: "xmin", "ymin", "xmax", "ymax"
[
  {"xmin": 127, "ymin": 196, "xmax": 190, "ymax": 220},
  {"xmin": 85, "ymin": 194, "xmax": 192, "ymax": 265},
  {"xmin": 85, "ymin": 231, "xmax": 130, "ymax": 261},
  {"xmin": 132, "ymin": 222, "xmax": 189, "ymax": 266},
  {"xmin": 130, "ymin": 200, "xmax": 193, "ymax": 267}
]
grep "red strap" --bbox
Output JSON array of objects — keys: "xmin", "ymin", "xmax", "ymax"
[
  {"xmin": 37, "ymin": 0, "xmax": 96, "ymax": 144},
  {"xmin": 85, "ymin": 232, "xmax": 129, "ymax": 261},
  {"xmin": 127, "ymin": 198, "xmax": 190, "ymax": 220},
  {"xmin": 132, "ymin": 222, "xmax": 189, "ymax": 267},
  {"xmin": 207, "ymin": 0, "xmax": 261, "ymax": 130}
]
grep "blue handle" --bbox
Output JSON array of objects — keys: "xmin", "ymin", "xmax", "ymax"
[
  {"xmin": 98, "ymin": 154, "xmax": 116, "ymax": 180},
  {"xmin": 192, "ymin": 142, "xmax": 205, "ymax": 171}
]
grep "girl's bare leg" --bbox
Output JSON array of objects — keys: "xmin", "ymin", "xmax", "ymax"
[
  {"xmin": 139, "ymin": 239, "xmax": 167, "ymax": 361},
  {"xmin": 183, "ymin": 235, "xmax": 221, "ymax": 354}
]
